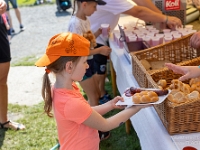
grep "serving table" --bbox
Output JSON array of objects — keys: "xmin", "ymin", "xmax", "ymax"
[{"xmin": 108, "ymin": 15, "xmax": 200, "ymax": 150}]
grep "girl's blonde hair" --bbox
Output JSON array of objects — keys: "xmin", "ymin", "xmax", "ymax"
[{"xmin": 42, "ymin": 56, "xmax": 81, "ymax": 117}]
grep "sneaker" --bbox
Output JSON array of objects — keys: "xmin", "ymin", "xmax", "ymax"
[
  {"xmin": 20, "ymin": 24, "xmax": 25, "ymax": 31},
  {"xmin": 98, "ymin": 131, "xmax": 110, "ymax": 141},
  {"xmin": 11, "ymin": 28, "xmax": 15, "ymax": 34},
  {"xmin": 99, "ymin": 93, "xmax": 112, "ymax": 105}
]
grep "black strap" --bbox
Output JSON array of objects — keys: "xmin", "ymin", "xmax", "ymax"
[{"xmin": 0, "ymin": 120, "xmax": 10, "ymax": 128}]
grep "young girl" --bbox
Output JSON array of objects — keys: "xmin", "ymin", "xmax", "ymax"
[
  {"xmin": 67, "ymin": 0, "xmax": 111, "ymax": 107},
  {"xmin": 35, "ymin": 32, "xmax": 148, "ymax": 150}
]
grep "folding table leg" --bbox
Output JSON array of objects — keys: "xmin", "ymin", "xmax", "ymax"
[{"xmin": 109, "ymin": 61, "xmax": 117, "ymax": 97}]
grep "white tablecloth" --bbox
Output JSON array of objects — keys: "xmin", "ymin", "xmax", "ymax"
[{"xmin": 109, "ymin": 28, "xmax": 200, "ymax": 150}]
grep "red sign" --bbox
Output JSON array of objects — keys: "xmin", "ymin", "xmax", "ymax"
[{"xmin": 165, "ymin": 0, "xmax": 180, "ymax": 10}]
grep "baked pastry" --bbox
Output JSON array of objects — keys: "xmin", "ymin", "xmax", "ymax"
[
  {"xmin": 167, "ymin": 91, "xmax": 187, "ymax": 104},
  {"xmin": 132, "ymin": 91, "xmax": 159, "ymax": 104},
  {"xmin": 181, "ymin": 83, "xmax": 191, "ymax": 94},
  {"xmin": 187, "ymin": 90, "xmax": 200, "ymax": 101},
  {"xmin": 149, "ymin": 60, "xmax": 171, "ymax": 70},
  {"xmin": 157, "ymin": 79, "xmax": 167, "ymax": 89},
  {"xmin": 83, "ymin": 30, "xmax": 97, "ymax": 48},
  {"xmin": 189, "ymin": 77, "xmax": 200, "ymax": 86},
  {"xmin": 140, "ymin": 59, "xmax": 152, "ymax": 71},
  {"xmin": 190, "ymin": 81, "xmax": 200, "ymax": 93}
]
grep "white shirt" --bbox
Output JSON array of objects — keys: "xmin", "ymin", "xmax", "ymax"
[
  {"xmin": 67, "ymin": 16, "xmax": 93, "ymax": 59},
  {"xmin": 88, "ymin": 0, "xmax": 135, "ymax": 45},
  {"xmin": 67, "ymin": 16, "xmax": 91, "ymax": 36}
]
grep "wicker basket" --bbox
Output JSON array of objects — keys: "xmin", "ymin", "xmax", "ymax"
[
  {"xmin": 131, "ymin": 33, "xmax": 200, "ymax": 135},
  {"xmin": 131, "ymin": 33, "xmax": 200, "ymax": 88}
]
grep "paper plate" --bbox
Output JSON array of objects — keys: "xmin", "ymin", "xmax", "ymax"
[{"xmin": 116, "ymin": 89, "xmax": 171, "ymax": 105}]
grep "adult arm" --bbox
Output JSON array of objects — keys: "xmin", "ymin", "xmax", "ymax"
[
  {"xmin": 0, "ymin": 0, "xmax": 6, "ymax": 15},
  {"xmin": 133, "ymin": 0, "xmax": 162, "ymax": 14},
  {"xmin": 123, "ymin": 6, "xmax": 182, "ymax": 29},
  {"xmin": 165, "ymin": 63, "xmax": 200, "ymax": 81}
]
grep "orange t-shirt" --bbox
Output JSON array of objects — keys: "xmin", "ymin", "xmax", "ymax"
[{"xmin": 52, "ymin": 83, "xmax": 99, "ymax": 150}]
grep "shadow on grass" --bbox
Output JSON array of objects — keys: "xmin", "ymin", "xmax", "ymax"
[
  {"xmin": 0, "ymin": 129, "xmax": 7, "ymax": 148},
  {"xmin": 10, "ymin": 30, "xmax": 26, "ymax": 41},
  {"xmin": 55, "ymin": 9, "xmax": 71, "ymax": 17}
]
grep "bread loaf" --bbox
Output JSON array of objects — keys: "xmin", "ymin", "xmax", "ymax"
[
  {"xmin": 157, "ymin": 79, "xmax": 167, "ymax": 89},
  {"xmin": 187, "ymin": 91, "xmax": 200, "ymax": 101},
  {"xmin": 168, "ymin": 91, "xmax": 187, "ymax": 104},
  {"xmin": 132, "ymin": 91, "xmax": 159, "ymax": 104}
]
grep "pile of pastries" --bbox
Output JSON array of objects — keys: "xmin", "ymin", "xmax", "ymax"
[{"xmin": 157, "ymin": 78, "xmax": 200, "ymax": 104}]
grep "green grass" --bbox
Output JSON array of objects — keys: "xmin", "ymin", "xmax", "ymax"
[
  {"xmin": 11, "ymin": 55, "xmax": 39, "ymax": 66},
  {"xmin": 0, "ymin": 103, "xmax": 58, "ymax": 150},
  {"xmin": 17, "ymin": 0, "xmax": 37, "ymax": 6}
]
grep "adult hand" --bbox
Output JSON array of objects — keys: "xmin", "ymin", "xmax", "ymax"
[
  {"xmin": 190, "ymin": 31, "xmax": 200, "ymax": 49},
  {"xmin": 165, "ymin": 63, "xmax": 200, "ymax": 81},
  {"xmin": 99, "ymin": 46, "xmax": 111, "ymax": 56},
  {"xmin": 166, "ymin": 16, "xmax": 182, "ymax": 30},
  {"xmin": 0, "ymin": 0, "xmax": 6, "ymax": 15},
  {"xmin": 110, "ymin": 96, "xmax": 126, "ymax": 110}
]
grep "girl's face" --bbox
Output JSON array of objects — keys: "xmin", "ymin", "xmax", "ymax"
[
  {"xmin": 84, "ymin": 2, "xmax": 97, "ymax": 16},
  {"xmin": 71, "ymin": 56, "xmax": 89, "ymax": 81}
]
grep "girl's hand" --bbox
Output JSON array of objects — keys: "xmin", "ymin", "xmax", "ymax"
[
  {"xmin": 107, "ymin": 26, "xmax": 111, "ymax": 35},
  {"xmin": 110, "ymin": 96, "xmax": 126, "ymax": 110},
  {"xmin": 99, "ymin": 46, "xmax": 111, "ymax": 56},
  {"xmin": 98, "ymin": 27, "xmax": 102, "ymax": 34}
]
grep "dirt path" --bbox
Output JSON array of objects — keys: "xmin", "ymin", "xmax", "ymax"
[
  {"xmin": 9, "ymin": 4, "xmax": 72, "ymax": 63},
  {"xmin": 8, "ymin": 4, "xmax": 70, "ymax": 106}
]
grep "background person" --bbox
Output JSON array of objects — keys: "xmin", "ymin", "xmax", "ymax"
[
  {"xmin": 67, "ymin": 0, "xmax": 111, "ymax": 107},
  {"xmin": 0, "ymin": 0, "xmax": 25, "ymax": 130},
  {"xmin": 5, "ymin": 0, "xmax": 25, "ymax": 34},
  {"xmin": 88, "ymin": 0, "xmax": 182, "ymax": 104}
]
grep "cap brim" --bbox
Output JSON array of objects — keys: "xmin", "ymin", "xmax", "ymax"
[
  {"xmin": 35, "ymin": 54, "xmax": 60, "ymax": 67},
  {"xmin": 97, "ymin": 0, "xmax": 106, "ymax": 5}
]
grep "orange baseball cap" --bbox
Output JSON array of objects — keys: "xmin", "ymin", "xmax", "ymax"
[{"xmin": 35, "ymin": 32, "xmax": 90, "ymax": 67}]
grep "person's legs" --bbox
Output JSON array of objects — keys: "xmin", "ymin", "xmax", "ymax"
[
  {"xmin": 93, "ymin": 47, "xmax": 112, "ymax": 104},
  {"xmin": 79, "ymin": 76, "xmax": 100, "ymax": 106},
  {"xmin": 79, "ymin": 59, "xmax": 100, "ymax": 106},
  {"xmin": 14, "ymin": 8, "xmax": 22, "ymax": 25},
  {"xmin": 9, "ymin": 0, "xmax": 24, "ymax": 31},
  {"xmin": 0, "ymin": 62, "xmax": 25, "ymax": 130},
  {"xmin": 94, "ymin": 73, "xmax": 106, "ymax": 97},
  {"xmin": 0, "ymin": 62, "xmax": 10, "ymax": 123}
]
